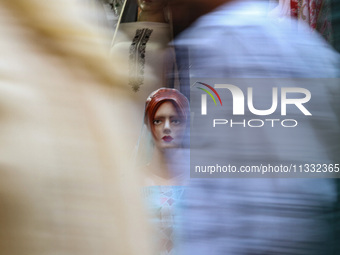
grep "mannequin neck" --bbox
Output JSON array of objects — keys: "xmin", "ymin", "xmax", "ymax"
[
  {"xmin": 147, "ymin": 147, "xmax": 184, "ymax": 185},
  {"xmin": 137, "ymin": 10, "xmax": 167, "ymax": 23}
]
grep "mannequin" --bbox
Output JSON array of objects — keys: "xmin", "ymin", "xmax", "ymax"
[
  {"xmin": 110, "ymin": 0, "xmax": 173, "ymax": 93},
  {"xmin": 137, "ymin": 0, "xmax": 168, "ymax": 22},
  {"xmin": 143, "ymin": 88, "xmax": 189, "ymax": 185},
  {"xmin": 110, "ymin": 0, "xmax": 176, "ymax": 149},
  {"xmin": 140, "ymin": 88, "xmax": 189, "ymax": 255}
]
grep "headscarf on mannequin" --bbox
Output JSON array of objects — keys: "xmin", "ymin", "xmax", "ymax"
[
  {"xmin": 133, "ymin": 88, "xmax": 189, "ymax": 167},
  {"xmin": 144, "ymin": 88, "xmax": 189, "ymax": 138}
]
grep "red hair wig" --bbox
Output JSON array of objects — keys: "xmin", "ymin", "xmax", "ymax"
[{"xmin": 144, "ymin": 88, "xmax": 189, "ymax": 134}]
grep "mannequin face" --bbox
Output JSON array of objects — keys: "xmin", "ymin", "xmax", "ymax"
[
  {"xmin": 137, "ymin": 0, "xmax": 167, "ymax": 12},
  {"xmin": 151, "ymin": 101, "xmax": 186, "ymax": 150}
]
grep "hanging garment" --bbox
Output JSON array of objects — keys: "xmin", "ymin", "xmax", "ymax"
[
  {"xmin": 291, "ymin": 0, "xmax": 333, "ymax": 42},
  {"xmin": 110, "ymin": 22, "xmax": 177, "ymax": 145}
]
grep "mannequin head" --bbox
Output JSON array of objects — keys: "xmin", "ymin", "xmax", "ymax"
[{"xmin": 145, "ymin": 88, "xmax": 189, "ymax": 150}]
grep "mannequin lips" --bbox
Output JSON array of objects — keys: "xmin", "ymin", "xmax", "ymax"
[{"xmin": 162, "ymin": 136, "xmax": 173, "ymax": 142}]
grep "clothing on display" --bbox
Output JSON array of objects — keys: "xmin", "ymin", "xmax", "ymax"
[
  {"xmin": 142, "ymin": 186, "xmax": 184, "ymax": 255},
  {"xmin": 111, "ymin": 22, "xmax": 177, "ymax": 144},
  {"xmin": 270, "ymin": 0, "xmax": 333, "ymax": 42},
  {"xmin": 111, "ymin": 22, "xmax": 172, "ymax": 95}
]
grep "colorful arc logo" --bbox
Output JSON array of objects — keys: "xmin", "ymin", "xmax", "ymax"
[{"xmin": 195, "ymin": 82, "xmax": 222, "ymax": 106}]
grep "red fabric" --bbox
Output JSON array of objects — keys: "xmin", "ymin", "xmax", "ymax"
[
  {"xmin": 290, "ymin": 0, "xmax": 332, "ymax": 42},
  {"xmin": 290, "ymin": 0, "xmax": 322, "ymax": 29}
]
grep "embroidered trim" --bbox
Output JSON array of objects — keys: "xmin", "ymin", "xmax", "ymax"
[{"xmin": 129, "ymin": 28, "xmax": 153, "ymax": 92}]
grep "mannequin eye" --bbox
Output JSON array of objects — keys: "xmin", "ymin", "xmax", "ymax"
[
  {"xmin": 171, "ymin": 119, "xmax": 181, "ymax": 125},
  {"xmin": 153, "ymin": 119, "xmax": 162, "ymax": 125}
]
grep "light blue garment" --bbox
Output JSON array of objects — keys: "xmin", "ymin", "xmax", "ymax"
[{"xmin": 142, "ymin": 186, "xmax": 185, "ymax": 255}]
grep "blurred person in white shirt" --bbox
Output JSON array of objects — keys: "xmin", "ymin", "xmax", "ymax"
[{"xmin": 167, "ymin": 0, "xmax": 340, "ymax": 254}]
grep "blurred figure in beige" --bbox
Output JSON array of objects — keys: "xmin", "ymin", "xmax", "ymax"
[{"xmin": 0, "ymin": 1, "xmax": 152, "ymax": 255}]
